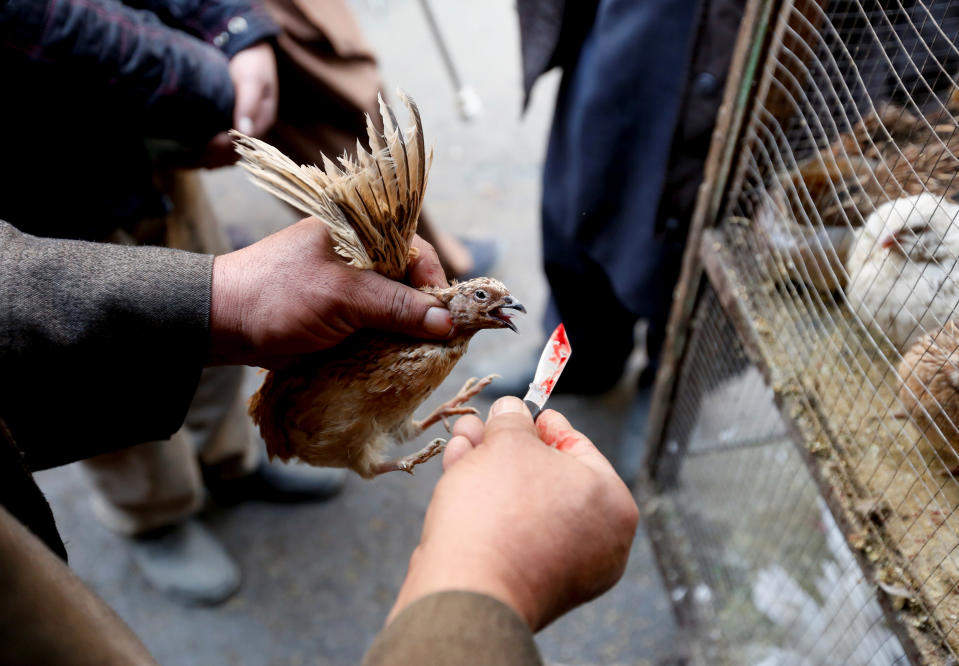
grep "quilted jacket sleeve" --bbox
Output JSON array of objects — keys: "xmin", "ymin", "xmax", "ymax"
[{"xmin": 0, "ymin": 0, "xmax": 275, "ymax": 142}]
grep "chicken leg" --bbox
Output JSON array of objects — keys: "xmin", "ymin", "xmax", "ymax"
[
  {"xmin": 412, "ymin": 375, "xmax": 498, "ymax": 432},
  {"xmin": 373, "ymin": 438, "xmax": 447, "ymax": 476}
]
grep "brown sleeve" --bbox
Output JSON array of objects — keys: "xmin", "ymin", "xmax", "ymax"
[
  {"xmin": 362, "ymin": 591, "xmax": 544, "ymax": 666},
  {"xmin": 0, "ymin": 506, "xmax": 158, "ymax": 665}
]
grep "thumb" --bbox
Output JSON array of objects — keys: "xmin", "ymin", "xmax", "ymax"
[
  {"xmin": 350, "ymin": 271, "xmax": 452, "ymax": 339},
  {"xmin": 483, "ymin": 397, "xmax": 539, "ymax": 443}
]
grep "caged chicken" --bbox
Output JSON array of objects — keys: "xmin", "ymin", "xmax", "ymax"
[
  {"xmin": 897, "ymin": 320, "xmax": 959, "ymax": 474},
  {"xmin": 845, "ymin": 193, "xmax": 959, "ymax": 352},
  {"xmin": 232, "ymin": 93, "xmax": 525, "ymax": 478},
  {"xmin": 753, "ymin": 96, "xmax": 959, "ymax": 293}
]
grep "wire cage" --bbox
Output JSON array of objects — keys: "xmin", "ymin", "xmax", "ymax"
[{"xmin": 644, "ymin": 0, "xmax": 959, "ymax": 663}]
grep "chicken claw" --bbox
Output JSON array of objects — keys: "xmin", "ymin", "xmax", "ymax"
[
  {"xmin": 373, "ymin": 438, "xmax": 447, "ymax": 476},
  {"xmin": 413, "ymin": 375, "xmax": 498, "ymax": 433}
]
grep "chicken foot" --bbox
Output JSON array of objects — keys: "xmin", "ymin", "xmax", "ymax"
[
  {"xmin": 412, "ymin": 374, "xmax": 498, "ymax": 432},
  {"xmin": 373, "ymin": 438, "xmax": 446, "ymax": 476}
]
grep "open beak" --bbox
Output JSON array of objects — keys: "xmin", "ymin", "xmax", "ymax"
[{"xmin": 490, "ymin": 296, "xmax": 526, "ymax": 332}]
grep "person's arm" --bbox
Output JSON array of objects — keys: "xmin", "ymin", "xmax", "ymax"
[
  {"xmin": 0, "ymin": 217, "xmax": 451, "ymax": 469},
  {"xmin": 0, "ymin": 0, "xmax": 247, "ymax": 143},
  {"xmin": 136, "ymin": 0, "xmax": 278, "ymax": 60},
  {"xmin": 0, "ymin": 504, "xmax": 159, "ymax": 665},
  {"xmin": 134, "ymin": 0, "xmax": 282, "ymax": 167},
  {"xmin": 363, "ymin": 397, "xmax": 640, "ymax": 665},
  {"xmin": 0, "ymin": 221, "xmax": 213, "ymax": 468}
]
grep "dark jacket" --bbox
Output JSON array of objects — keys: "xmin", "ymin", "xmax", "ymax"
[
  {"xmin": 0, "ymin": 220, "xmax": 212, "ymax": 556},
  {"xmin": 0, "ymin": 0, "xmax": 278, "ymax": 239}
]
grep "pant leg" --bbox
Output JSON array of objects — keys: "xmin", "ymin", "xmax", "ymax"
[
  {"xmin": 81, "ymin": 433, "xmax": 204, "ymax": 536},
  {"xmin": 190, "ymin": 366, "xmax": 261, "ymax": 479},
  {"xmin": 80, "ymin": 172, "xmax": 259, "ymax": 535}
]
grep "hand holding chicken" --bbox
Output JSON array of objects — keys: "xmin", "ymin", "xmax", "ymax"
[{"xmin": 233, "ymin": 94, "xmax": 524, "ymax": 477}]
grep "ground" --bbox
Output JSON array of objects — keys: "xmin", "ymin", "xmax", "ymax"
[{"xmin": 34, "ymin": 1, "xmax": 680, "ymax": 663}]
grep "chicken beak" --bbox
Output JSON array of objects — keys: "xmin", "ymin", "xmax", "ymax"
[{"xmin": 491, "ymin": 297, "xmax": 526, "ymax": 332}]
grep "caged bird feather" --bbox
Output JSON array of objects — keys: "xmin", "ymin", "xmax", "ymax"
[
  {"xmin": 897, "ymin": 319, "xmax": 959, "ymax": 475},
  {"xmin": 233, "ymin": 93, "xmax": 525, "ymax": 477},
  {"xmin": 845, "ymin": 193, "xmax": 959, "ymax": 352},
  {"xmin": 753, "ymin": 96, "xmax": 959, "ymax": 294}
]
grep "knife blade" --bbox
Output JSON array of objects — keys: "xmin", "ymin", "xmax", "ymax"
[{"xmin": 522, "ymin": 323, "xmax": 572, "ymax": 421}]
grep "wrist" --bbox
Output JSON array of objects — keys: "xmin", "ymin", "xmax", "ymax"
[
  {"xmin": 388, "ymin": 543, "xmax": 541, "ymax": 630},
  {"xmin": 208, "ymin": 253, "xmax": 252, "ymax": 365}
]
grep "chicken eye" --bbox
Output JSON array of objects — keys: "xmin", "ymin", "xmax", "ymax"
[{"xmin": 474, "ymin": 290, "xmax": 488, "ymax": 301}]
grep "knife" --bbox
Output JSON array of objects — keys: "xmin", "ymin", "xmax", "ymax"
[{"xmin": 522, "ymin": 323, "xmax": 572, "ymax": 421}]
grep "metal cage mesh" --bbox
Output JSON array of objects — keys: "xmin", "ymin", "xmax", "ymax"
[{"xmin": 648, "ymin": 0, "xmax": 959, "ymax": 662}]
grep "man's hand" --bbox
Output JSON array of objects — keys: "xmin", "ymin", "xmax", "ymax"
[
  {"xmin": 388, "ymin": 397, "xmax": 639, "ymax": 631},
  {"xmin": 201, "ymin": 42, "xmax": 279, "ymax": 169},
  {"xmin": 209, "ymin": 218, "xmax": 452, "ymax": 368}
]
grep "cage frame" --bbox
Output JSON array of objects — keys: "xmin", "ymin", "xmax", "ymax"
[{"xmin": 642, "ymin": 0, "xmax": 959, "ymax": 662}]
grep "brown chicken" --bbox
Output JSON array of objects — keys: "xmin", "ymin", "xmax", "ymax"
[
  {"xmin": 897, "ymin": 320, "xmax": 959, "ymax": 474},
  {"xmin": 233, "ymin": 94, "xmax": 524, "ymax": 477},
  {"xmin": 755, "ymin": 93, "xmax": 959, "ymax": 292}
]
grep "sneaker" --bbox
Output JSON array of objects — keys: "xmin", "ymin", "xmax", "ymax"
[{"xmin": 129, "ymin": 520, "xmax": 240, "ymax": 606}]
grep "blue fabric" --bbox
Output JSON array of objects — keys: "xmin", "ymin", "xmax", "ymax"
[
  {"xmin": 0, "ymin": 0, "xmax": 278, "ymax": 238},
  {"xmin": 542, "ymin": 0, "xmax": 699, "ymax": 321}
]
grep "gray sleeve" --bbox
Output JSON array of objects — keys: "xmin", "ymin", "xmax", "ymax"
[
  {"xmin": 0, "ymin": 221, "xmax": 214, "ymax": 470},
  {"xmin": 362, "ymin": 591, "xmax": 543, "ymax": 666}
]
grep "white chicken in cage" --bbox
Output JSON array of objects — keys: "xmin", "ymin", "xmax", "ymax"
[{"xmin": 845, "ymin": 194, "xmax": 959, "ymax": 352}]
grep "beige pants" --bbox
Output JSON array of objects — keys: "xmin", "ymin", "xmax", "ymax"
[{"xmin": 80, "ymin": 171, "xmax": 260, "ymax": 536}]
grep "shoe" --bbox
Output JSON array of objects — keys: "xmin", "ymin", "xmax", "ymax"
[
  {"xmin": 614, "ymin": 365, "xmax": 658, "ymax": 486},
  {"xmin": 455, "ymin": 237, "xmax": 499, "ymax": 280},
  {"xmin": 205, "ymin": 460, "xmax": 347, "ymax": 506},
  {"xmin": 129, "ymin": 520, "xmax": 240, "ymax": 606}
]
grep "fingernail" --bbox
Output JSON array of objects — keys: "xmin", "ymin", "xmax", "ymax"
[
  {"xmin": 424, "ymin": 307, "xmax": 452, "ymax": 336},
  {"xmin": 237, "ymin": 116, "xmax": 254, "ymax": 134},
  {"xmin": 490, "ymin": 396, "xmax": 526, "ymax": 417}
]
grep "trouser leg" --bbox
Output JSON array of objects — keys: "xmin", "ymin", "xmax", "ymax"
[
  {"xmin": 80, "ymin": 433, "xmax": 203, "ymax": 536},
  {"xmin": 81, "ymin": 171, "xmax": 259, "ymax": 535},
  {"xmin": 542, "ymin": 254, "xmax": 639, "ymax": 393},
  {"xmin": 80, "ymin": 365, "xmax": 259, "ymax": 536}
]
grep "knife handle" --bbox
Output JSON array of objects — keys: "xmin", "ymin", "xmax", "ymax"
[{"xmin": 524, "ymin": 400, "xmax": 542, "ymax": 422}]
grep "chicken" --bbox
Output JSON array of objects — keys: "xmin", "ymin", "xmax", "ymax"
[
  {"xmin": 845, "ymin": 194, "xmax": 959, "ymax": 351},
  {"xmin": 753, "ymin": 97, "xmax": 959, "ymax": 293},
  {"xmin": 897, "ymin": 320, "xmax": 959, "ymax": 474},
  {"xmin": 233, "ymin": 94, "xmax": 525, "ymax": 477}
]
